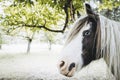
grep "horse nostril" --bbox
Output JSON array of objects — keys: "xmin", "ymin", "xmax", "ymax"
[
  {"xmin": 60, "ymin": 61, "xmax": 65, "ymax": 68},
  {"xmin": 68, "ymin": 63, "xmax": 75, "ymax": 71}
]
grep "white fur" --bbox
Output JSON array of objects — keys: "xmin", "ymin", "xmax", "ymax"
[{"xmin": 58, "ymin": 22, "xmax": 91, "ymax": 76}]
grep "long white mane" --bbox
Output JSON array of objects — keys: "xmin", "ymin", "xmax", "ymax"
[{"xmin": 99, "ymin": 15, "xmax": 120, "ymax": 80}]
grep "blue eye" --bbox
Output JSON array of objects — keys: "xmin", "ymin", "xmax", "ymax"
[{"xmin": 83, "ymin": 30, "xmax": 91, "ymax": 36}]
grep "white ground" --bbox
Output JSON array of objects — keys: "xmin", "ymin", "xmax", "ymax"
[{"xmin": 0, "ymin": 44, "xmax": 115, "ymax": 80}]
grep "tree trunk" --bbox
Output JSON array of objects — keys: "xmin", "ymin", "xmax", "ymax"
[
  {"xmin": 48, "ymin": 40, "xmax": 52, "ymax": 50},
  {"xmin": 0, "ymin": 44, "xmax": 1, "ymax": 49},
  {"xmin": 27, "ymin": 38, "xmax": 32, "ymax": 53}
]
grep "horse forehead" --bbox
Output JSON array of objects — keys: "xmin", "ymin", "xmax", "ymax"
[{"xmin": 79, "ymin": 23, "xmax": 91, "ymax": 33}]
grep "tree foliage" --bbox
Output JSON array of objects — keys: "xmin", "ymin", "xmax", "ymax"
[
  {"xmin": 2, "ymin": 1, "xmax": 65, "ymax": 33},
  {"xmin": 98, "ymin": 0, "xmax": 120, "ymax": 21}
]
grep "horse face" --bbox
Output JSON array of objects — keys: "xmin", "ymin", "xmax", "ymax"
[{"xmin": 58, "ymin": 4, "xmax": 97, "ymax": 77}]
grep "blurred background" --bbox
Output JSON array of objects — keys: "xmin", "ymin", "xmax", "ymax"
[{"xmin": 0, "ymin": 0, "xmax": 119, "ymax": 80}]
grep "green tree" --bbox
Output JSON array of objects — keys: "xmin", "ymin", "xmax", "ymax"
[
  {"xmin": 1, "ymin": 1, "xmax": 65, "ymax": 53},
  {"xmin": 95, "ymin": 0, "xmax": 120, "ymax": 21},
  {"xmin": 40, "ymin": 31, "xmax": 60, "ymax": 50}
]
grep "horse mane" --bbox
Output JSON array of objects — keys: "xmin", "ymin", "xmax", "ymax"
[
  {"xmin": 65, "ymin": 14, "xmax": 120, "ymax": 80},
  {"xmin": 65, "ymin": 16, "xmax": 88, "ymax": 45},
  {"xmin": 99, "ymin": 15, "xmax": 120, "ymax": 80}
]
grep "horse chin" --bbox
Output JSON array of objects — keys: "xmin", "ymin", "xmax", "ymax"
[{"xmin": 60, "ymin": 67, "xmax": 76, "ymax": 77}]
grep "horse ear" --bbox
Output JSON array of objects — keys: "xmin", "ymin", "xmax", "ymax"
[{"xmin": 85, "ymin": 3, "xmax": 94, "ymax": 16}]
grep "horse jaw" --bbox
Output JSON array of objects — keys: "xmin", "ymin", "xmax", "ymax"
[{"xmin": 57, "ymin": 23, "xmax": 91, "ymax": 77}]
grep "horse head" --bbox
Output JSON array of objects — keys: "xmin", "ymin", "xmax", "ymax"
[{"xmin": 57, "ymin": 3, "xmax": 99, "ymax": 77}]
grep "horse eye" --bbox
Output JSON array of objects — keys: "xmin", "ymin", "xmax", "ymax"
[{"xmin": 83, "ymin": 30, "xmax": 91, "ymax": 36}]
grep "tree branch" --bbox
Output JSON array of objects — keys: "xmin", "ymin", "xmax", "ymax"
[
  {"xmin": 62, "ymin": 0, "xmax": 71, "ymax": 32},
  {"xmin": 70, "ymin": 0, "xmax": 75, "ymax": 21},
  {"xmin": 7, "ymin": 20, "xmax": 67, "ymax": 33},
  {"xmin": 23, "ymin": 24, "xmax": 65, "ymax": 33}
]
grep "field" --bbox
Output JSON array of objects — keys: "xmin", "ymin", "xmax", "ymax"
[{"xmin": 0, "ymin": 44, "xmax": 115, "ymax": 80}]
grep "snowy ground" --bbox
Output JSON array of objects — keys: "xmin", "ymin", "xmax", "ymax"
[{"xmin": 0, "ymin": 44, "xmax": 115, "ymax": 80}]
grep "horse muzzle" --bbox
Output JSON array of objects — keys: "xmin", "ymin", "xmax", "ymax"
[{"xmin": 58, "ymin": 60, "xmax": 76, "ymax": 77}]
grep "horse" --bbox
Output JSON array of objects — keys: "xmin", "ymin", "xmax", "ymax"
[{"xmin": 57, "ymin": 3, "xmax": 120, "ymax": 80}]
